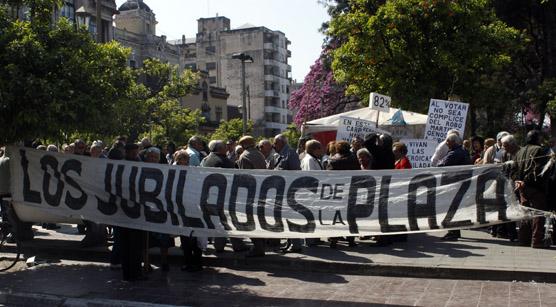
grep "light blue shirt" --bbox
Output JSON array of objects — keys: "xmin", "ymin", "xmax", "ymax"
[{"xmin": 186, "ymin": 147, "xmax": 201, "ymax": 166}]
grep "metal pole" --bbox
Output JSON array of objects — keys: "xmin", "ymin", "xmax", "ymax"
[
  {"xmin": 241, "ymin": 60, "xmax": 247, "ymax": 135},
  {"xmin": 247, "ymin": 85, "xmax": 251, "ymax": 121}
]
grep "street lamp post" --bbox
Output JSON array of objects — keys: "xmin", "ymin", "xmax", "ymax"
[{"xmin": 232, "ymin": 53, "xmax": 254, "ymax": 135}]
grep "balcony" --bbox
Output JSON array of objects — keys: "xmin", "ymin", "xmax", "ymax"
[
  {"xmin": 265, "ymin": 106, "xmax": 282, "ymax": 114},
  {"xmin": 265, "ymin": 90, "xmax": 280, "ymax": 97},
  {"xmin": 287, "ymin": 50, "xmax": 292, "ymax": 58},
  {"xmin": 265, "ymin": 122, "xmax": 287, "ymax": 130}
]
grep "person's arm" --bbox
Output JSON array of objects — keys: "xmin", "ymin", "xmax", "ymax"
[{"xmin": 431, "ymin": 143, "xmax": 447, "ymax": 167}]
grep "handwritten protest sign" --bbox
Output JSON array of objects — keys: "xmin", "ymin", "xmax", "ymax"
[
  {"xmin": 336, "ymin": 116, "xmax": 386, "ymax": 142},
  {"xmin": 424, "ymin": 99, "xmax": 469, "ymax": 143},
  {"xmin": 401, "ymin": 139, "xmax": 437, "ymax": 168}
]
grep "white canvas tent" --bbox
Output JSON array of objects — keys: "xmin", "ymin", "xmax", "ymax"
[{"xmin": 302, "ymin": 107, "xmax": 428, "ymax": 140}]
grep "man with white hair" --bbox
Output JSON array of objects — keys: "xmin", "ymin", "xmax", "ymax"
[
  {"xmin": 272, "ymin": 134, "xmax": 304, "ymax": 253},
  {"xmin": 258, "ymin": 139, "xmax": 278, "ymax": 169},
  {"xmin": 202, "ymin": 140, "xmax": 247, "ymax": 253},
  {"xmin": 201, "ymin": 140, "xmax": 235, "ymax": 168},
  {"xmin": 482, "ymin": 131, "xmax": 509, "ymax": 164},
  {"xmin": 300, "ymin": 140, "xmax": 323, "ymax": 170},
  {"xmin": 431, "ymin": 129, "xmax": 460, "ymax": 166},
  {"xmin": 438, "ymin": 133, "xmax": 471, "ymax": 241}
]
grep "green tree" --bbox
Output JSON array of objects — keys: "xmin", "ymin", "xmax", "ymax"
[
  {"xmin": 328, "ymin": 0, "xmax": 522, "ymax": 135},
  {"xmin": 282, "ymin": 123, "xmax": 302, "ymax": 148},
  {"xmin": 0, "ymin": 1, "xmax": 135, "ymax": 144},
  {"xmin": 210, "ymin": 118, "xmax": 253, "ymax": 141},
  {"xmin": 128, "ymin": 58, "xmax": 201, "ymax": 144}
]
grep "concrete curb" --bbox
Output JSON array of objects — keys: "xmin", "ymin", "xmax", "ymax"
[
  {"xmin": 0, "ymin": 291, "xmax": 189, "ymax": 307},
  {"xmin": 5, "ymin": 241, "xmax": 556, "ymax": 283}
]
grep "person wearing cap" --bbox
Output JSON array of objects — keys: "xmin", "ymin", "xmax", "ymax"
[
  {"xmin": 236, "ymin": 136, "xmax": 268, "ymax": 257},
  {"xmin": 482, "ymin": 131, "xmax": 509, "ymax": 164}
]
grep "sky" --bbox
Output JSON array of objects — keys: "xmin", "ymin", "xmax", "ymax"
[{"xmin": 115, "ymin": 0, "xmax": 330, "ymax": 82}]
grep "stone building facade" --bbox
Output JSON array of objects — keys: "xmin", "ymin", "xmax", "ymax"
[
  {"xmin": 114, "ymin": 0, "xmax": 229, "ymax": 132},
  {"xmin": 170, "ymin": 17, "xmax": 293, "ymax": 137}
]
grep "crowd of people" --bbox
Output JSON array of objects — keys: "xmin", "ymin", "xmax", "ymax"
[{"xmin": 0, "ymin": 128, "xmax": 555, "ymax": 282}]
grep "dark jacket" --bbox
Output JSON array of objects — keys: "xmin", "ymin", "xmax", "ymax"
[
  {"xmin": 201, "ymin": 152, "xmax": 235, "ymax": 169},
  {"xmin": 273, "ymin": 144, "xmax": 301, "ymax": 170},
  {"xmin": 438, "ymin": 144, "xmax": 471, "ymax": 167},
  {"xmin": 237, "ymin": 147, "xmax": 267, "ymax": 170},
  {"xmin": 326, "ymin": 153, "xmax": 360, "ymax": 170},
  {"xmin": 513, "ymin": 144, "xmax": 548, "ymax": 189}
]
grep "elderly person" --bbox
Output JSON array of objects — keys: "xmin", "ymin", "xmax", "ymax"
[
  {"xmin": 202, "ymin": 140, "xmax": 248, "ymax": 254},
  {"xmin": 482, "ymin": 131, "xmax": 510, "ymax": 164},
  {"xmin": 300, "ymin": 140, "xmax": 324, "ymax": 171},
  {"xmin": 327, "ymin": 141, "xmax": 359, "ymax": 248},
  {"xmin": 512, "ymin": 130, "xmax": 550, "ymax": 248},
  {"xmin": 47, "ymin": 145, "xmax": 58, "ymax": 152},
  {"xmin": 186, "ymin": 136, "xmax": 204, "ymax": 166},
  {"xmin": 237, "ymin": 136, "xmax": 267, "ymax": 170},
  {"xmin": 236, "ymin": 136, "xmax": 269, "ymax": 257},
  {"xmin": 357, "ymin": 148, "xmax": 373, "ymax": 170},
  {"xmin": 393, "ymin": 142, "xmax": 412, "ymax": 169},
  {"xmin": 438, "ymin": 133, "xmax": 471, "ymax": 241},
  {"xmin": 90, "ymin": 141, "xmax": 105, "ymax": 158},
  {"xmin": 431, "ymin": 129, "xmax": 460, "ymax": 166},
  {"xmin": 258, "ymin": 139, "xmax": 278, "ymax": 169},
  {"xmin": 272, "ymin": 134, "xmax": 304, "ymax": 253},
  {"xmin": 173, "ymin": 150, "xmax": 205, "ymax": 271},
  {"xmin": 173, "ymin": 150, "xmax": 190, "ymax": 166},
  {"xmin": 144, "ymin": 147, "xmax": 174, "ymax": 271}
]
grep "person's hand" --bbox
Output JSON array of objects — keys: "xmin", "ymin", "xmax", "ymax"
[{"xmin": 514, "ymin": 180, "xmax": 525, "ymax": 191}]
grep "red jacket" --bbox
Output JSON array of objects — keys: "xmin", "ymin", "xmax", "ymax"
[{"xmin": 395, "ymin": 157, "xmax": 412, "ymax": 169}]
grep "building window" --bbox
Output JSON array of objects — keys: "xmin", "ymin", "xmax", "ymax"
[
  {"xmin": 209, "ymin": 76, "xmax": 217, "ymax": 84},
  {"xmin": 60, "ymin": 1, "xmax": 74, "ymax": 20},
  {"xmin": 215, "ymin": 106, "xmax": 223, "ymax": 122},
  {"xmin": 282, "ymin": 100, "xmax": 285, "ymax": 108},
  {"xmin": 202, "ymin": 82, "xmax": 209, "ymax": 101},
  {"xmin": 129, "ymin": 60, "xmax": 136, "ymax": 68},
  {"xmin": 88, "ymin": 19, "xmax": 96, "ymax": 35},
  {"xmin": 205, "ymin": 46, "xmax": 216, "ymax": 54},
  {"xmin": 206, "ymin": 62, "xmax": 216, "ymax": 70},
  {"xmin": 184, "ymin": 63, "xmax": 197, "ymax": 70}
]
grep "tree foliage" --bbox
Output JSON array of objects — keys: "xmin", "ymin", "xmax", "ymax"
[
  {"xmin": 0, "ymin": 2, "xmax": 135, "ymax": 144},
  {"xmin": 210, "ymin": 118, "xmax": 253, "ymax": 142},
  {"xmin": 0, "ymin": 1, "xmax": 201, "ymax": 145},
  {"xmin": 326, "ymin": 0, "xmax": 523, "ymax": 135}
]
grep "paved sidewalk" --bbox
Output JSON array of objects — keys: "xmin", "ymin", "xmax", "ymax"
[
  {"xmin": 4, "ymin": 224, "xmax": 556, "ymax": 282},
  {"xmin": 1, "ymin": 261, "xmax": 556, "ymax": 306}
]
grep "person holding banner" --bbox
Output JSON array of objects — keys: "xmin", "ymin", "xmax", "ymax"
[
  {"xmin": 236, "ymin": 136, "xmax": 269, "ymax": 257},
  {"xmin": 438, "ymin": 133, "xmax": 471, "ymax": 241},
  {"xmin": 512, "ymin": 130, "xmax": 550, "ymax": 248}
]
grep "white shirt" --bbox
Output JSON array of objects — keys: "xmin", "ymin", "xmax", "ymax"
[
  {"xmin": 301, "ymin": 154, "xmax": 323, "ymax": 171},
  {"xmin": 431, "ymin": 142, "xmax": 449, "ymax": 167}
]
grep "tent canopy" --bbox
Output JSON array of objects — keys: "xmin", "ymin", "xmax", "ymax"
[
  {"xmin": 303, "ymin": 107, "xmax": 428, "ymax": 135},
  {"xmin": 305, "ymin": 107, "xmax": 427, "ymax": 127}
]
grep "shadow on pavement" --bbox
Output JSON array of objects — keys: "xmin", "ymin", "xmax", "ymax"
[{"xmin": 0, "ymin": 263, "xmax": 407, "ymax": 307}]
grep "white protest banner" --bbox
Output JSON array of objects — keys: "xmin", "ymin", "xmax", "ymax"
[
  {"xmin": 370, "ymin": 92, "xmax": 391, "ymax": 113},
  {"xmin": 336, "ymin": 116, "xmax": 387, "ymax": 142},
  {"xmin": 401, "ymin": 139, "xmax": 437, "ymax": 169},
  {"xmin": 8, "ymin": 147, "xmax": 529, "ymax": 238},
  {"xmin": 424, "ymin": 99, "xmax": 469, "ymax": 143}
]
